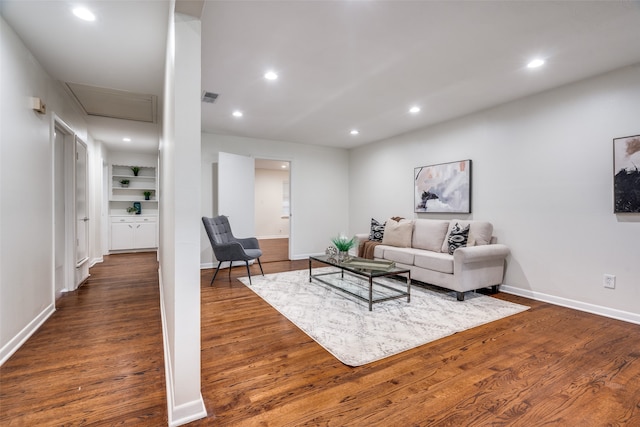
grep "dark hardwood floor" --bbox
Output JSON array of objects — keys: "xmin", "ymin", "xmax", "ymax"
[
  {"xmin": 257, "ymin": 237, "xmax": 289, "ymax": 263},
  {"xmin": 2, "ymin": 252, "xmax": 640, "ymax": 426},
  {"xmin": 0, "ymin": 252, "xmax": 167, "ymax": 426}
]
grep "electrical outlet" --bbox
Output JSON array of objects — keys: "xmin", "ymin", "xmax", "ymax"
[{"xmin": 603, "ymin": 274, "xmax": 616, "ymax": 289}]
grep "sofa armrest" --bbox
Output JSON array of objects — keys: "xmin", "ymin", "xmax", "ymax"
[
  {"xmin": 355, "ymin": 233, "xmax": 370, "ymax": 244},
  {"xmin": 453, "ymin": 244, "xmax": 510, "ymax": 264}
]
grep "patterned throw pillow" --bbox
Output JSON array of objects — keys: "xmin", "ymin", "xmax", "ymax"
[
  {"xmin": 369, "ymin": 218, "xmax": 385, "ymax": 242},
  {"xmin": 447, "ymin": 222, "xmax": 470, "ymax": 255}
]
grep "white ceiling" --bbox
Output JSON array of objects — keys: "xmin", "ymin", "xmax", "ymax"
[{"xmin": 3, "ymin": 1, "xmax": 640, "ymax": 153}]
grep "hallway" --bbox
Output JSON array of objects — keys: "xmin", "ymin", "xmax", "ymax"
[{"xmin": 0, "ymin": 253, "xmax": 168, "ymax": 425}]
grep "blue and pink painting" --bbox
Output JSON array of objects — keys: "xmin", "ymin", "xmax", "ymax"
[{"xmin": 415, "ymin": 160, "xmax": 471, "ymax": 213}]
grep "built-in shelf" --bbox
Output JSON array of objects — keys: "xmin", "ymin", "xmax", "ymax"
[{"xmin": 109, "ymin": 164, "xmax": 158, "ymax": 250}]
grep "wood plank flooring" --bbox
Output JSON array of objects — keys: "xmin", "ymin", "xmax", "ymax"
[
  {"xmin": 2, "ymin": 252, "xmax": 640, "ymax": 426},
  {"xmin": 257, "ymin": 238, "xmax": 289, "ymax": 263},
  {"xmin": 0, "ymin": 252, "xmax": 167, "ymax": 425}
]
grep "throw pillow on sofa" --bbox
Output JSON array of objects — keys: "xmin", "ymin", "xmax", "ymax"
[
  {"xmin": 381, "ymin": 218, "xmax": 414, "ymax": 248},
  {"xmin": 447, "ymin": 222, "xmax": 470, "ymax": 254},
  {"xmin": 412, "ymin": 219, "xmax": 450, "ymax": 252},
  {"xmin": 441, "ymin": 220, "xmax": 494, "ymax": 252},
  {"xmin": 369, "ymin": 218, "xmax": 385, "ymax": 242}
]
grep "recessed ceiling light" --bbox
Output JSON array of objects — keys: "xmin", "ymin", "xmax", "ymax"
[
  {"xmin": 281, "ymin": 164, "xmax": 287, "ymax": 169},
  {"xmin": 123, "ymin": 137, "xmax": 131, "ymax": 142},
  {"xmin": 409, "ymin": 106, "xmax": 421, "ymax": 114},
  {"xmin": 72, "ymin": 7, "xmax": 96, "ymax": 21},
  {"xmin": 527, "ymin": 58, "xmax": 545, "ymax": 69},
  {"xmin": 350, "ymin": 130, "xmax": 359, "ymax": 135},
  {"xmin": 264, "ymin": 71, "xmax": 278, "ymax": 80},
  {"xmin": 232, "ymin": 110, "xmax": 243, "ymax": 118}
]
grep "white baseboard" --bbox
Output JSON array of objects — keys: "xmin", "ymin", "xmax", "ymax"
[
  {"xmin": 500, "ymin": 285, "xmax": 640, "ymax": 325},
  {"xmin": 169, "ymin": 396, "xmax": 208, "ymax": 427},
  {"xmin": 0, "ymin": 303, "xmax": 56, "ymax": 366},
  {"xmin": 158, "ymin": 268, "xmax": 207, "ymax": 426},
  {"xmin": 257, "ymin": 235, "xmax": 289, "ymax": 239},
  {"xmin": 89, "ymin": 256, "xmax": 104, "ymax": 268}
]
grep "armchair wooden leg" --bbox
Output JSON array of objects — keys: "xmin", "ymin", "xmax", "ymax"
[
  {"xmin": 257, "ymin": 258, "xmax": 264, "ymax": 276},
  {"xmin": 211, "ymin": 261, "xmax": 222, "ymax": 286}
]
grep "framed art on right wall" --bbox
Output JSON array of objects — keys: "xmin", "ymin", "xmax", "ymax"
[
  {"xmin": 415, "ymin": 160, "xmax": 471, "ymax": 213},
  {"xmin": 613, "ymin": 134, "xmax": 640, "ymax": 213}
]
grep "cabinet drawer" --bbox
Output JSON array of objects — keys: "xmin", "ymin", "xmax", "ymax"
[
  {"xmin": 111, "ymin": 216, "xmax": 133, "ymax": 223},
  {"xmin": 135, "ymin": 216, "xmax": 157, "ymax": 223},
  {"xmin": 111, "ymin": 216, "xmax": 157, "ymax": 223}
]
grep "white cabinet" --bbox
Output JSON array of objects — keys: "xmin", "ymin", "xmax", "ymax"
[
  {"xmin": 135, "ymin": 220, "xmax": 157, "ymax": 249},
  {"xmin": 109, "ymin": 163, "xmax": 158, "ymax": 252},
  {"xmin": 110, "ymin": 216, "xmax": 157, "ymax": 251}
]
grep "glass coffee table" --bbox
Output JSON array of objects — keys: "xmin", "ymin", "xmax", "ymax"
[{"xmin": 308, "ymin": 255, "xmax": 411, "ymax": 311}]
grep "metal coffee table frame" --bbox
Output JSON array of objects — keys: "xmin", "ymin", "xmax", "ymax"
[{"xmin": 308, "ymin": 255, "xmax": 411, "ymax": 311}]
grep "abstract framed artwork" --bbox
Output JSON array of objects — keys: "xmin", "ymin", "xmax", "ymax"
[
  {"xmin": 415, "ymin": 160, "xmax": 471, "ymax": 213},
  {"xmin": 614, "ymin": 134, "xmax": 640, "ymax": 213}
]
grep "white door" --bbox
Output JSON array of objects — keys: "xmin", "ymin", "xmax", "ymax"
[
  {"xmin": 75, "ymin": 138, "xmax": 89, "ymax": 266},
  {"xmin": 111, "ymin": 221, "xmax": 135, "ymax": 250},
  {"xmin": 218, "ymin": 152, "xmax": 255, "ymax": 238},
  {"xmin": 135, "ymin": 220, "xmax": 157, "ymax": 248},
  {"xmin": 54, "ymin": 126, "xmax": 67, "ymax": 297}
]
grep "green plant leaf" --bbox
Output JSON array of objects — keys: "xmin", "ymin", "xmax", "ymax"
[{"xmin": 331, "ymin": 235, "xmax": 357, "ymax": 251}]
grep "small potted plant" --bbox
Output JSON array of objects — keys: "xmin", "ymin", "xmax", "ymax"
[
  {"xmin": 131, "ymin": 166, "xmax": 140, "ymax": 176},
  {"xmin": 126, "ymin": 206, "xmax": 137, "ymax": 214},
  {"xmin": 331, "ymin": 235, "xmax": 357, "ymax": 262},
  {"xmin": 143, "ymin": 191, "xmax": 152, "ymax": 200},
  {"xmin": 120, "ymin": 179, "xmax": 130, "ymax": 188}
]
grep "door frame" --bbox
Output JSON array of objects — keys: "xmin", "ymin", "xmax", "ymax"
[
  {"xmin": 254, "ymin": 157, "xmax": 292, "ymax": 260},
  {"xmin": 74, "ymin": 136, "xmax": 90, "ymax": 287},
  {"xmin": 52, "ymin": 115, "xmax": 76, "ymax": 298}
]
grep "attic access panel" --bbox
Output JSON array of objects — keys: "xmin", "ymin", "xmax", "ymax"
[{"xmin": 65, "ymin": 82, "xmax": 157, "ymax": 123}]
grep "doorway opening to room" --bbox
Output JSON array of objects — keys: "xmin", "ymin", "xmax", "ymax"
[
  {"xmin": 53, "ymin": 117, "xmax": 90, "ymax": 299},
  {"xmin": 214, "ymin": 153, "xmax": 291, "ymax": 264},
  {"xmin": 254, "ymin": 159, "xmax": 290, "ymax": 262}
]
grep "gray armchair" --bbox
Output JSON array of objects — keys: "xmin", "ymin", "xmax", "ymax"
[{"xmin": 202, "ymin": 215, "xmax": 264, "ymax": 285}]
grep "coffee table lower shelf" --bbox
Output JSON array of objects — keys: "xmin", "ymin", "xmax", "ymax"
[{"xmin": 308, "ymin": 256, "xmax": 411, "ymax": 311}]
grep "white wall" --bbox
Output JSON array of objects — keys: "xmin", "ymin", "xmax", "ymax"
[
  {"xmin": 349, "ymin": 63, "xmax": 640, "ymax": 320},
  {"xmin": 255, "ymin": 168, "xmax": 289, "ymax": 238},
  {"xmin": 158, "ymin": 7, "xmax": 206, "ymax": 426},
  {"xmin": 0, "ymin": 16, "xmax": 100, "ymax": 363},
  {"xmin": 200, "ymin": 133, "xmax": 350, "ymax": 266}
]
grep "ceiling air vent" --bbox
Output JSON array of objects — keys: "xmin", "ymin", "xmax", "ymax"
[{"xmin": 202, "ymin": 91, "xmax": 219, "ymax": 103}]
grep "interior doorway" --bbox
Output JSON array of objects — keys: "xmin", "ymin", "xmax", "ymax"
[
  {"xmin": 53, "ymin": 119, "xmax": 74, "ymax": 298},
  {"xmin": 214, "ymin": 153, "xmax": 291, "ymax": 264},
  {"xmin": 254, "ymin": 159, "xmax": 290, "ymax": 262},
  {"xmin": 53, "ymin": 118, "xmax": 90, "ymax": 299}
]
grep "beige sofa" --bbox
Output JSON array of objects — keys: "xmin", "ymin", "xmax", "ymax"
[{"xmin": 356, "ymin": 218, "xmax": 509, "ymax": 301}]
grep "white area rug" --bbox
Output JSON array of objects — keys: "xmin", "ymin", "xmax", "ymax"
[{"xmin": 239, "ymin": 268, "xmax": 529, "ymax": 366}]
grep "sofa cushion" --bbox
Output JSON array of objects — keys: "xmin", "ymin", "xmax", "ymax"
[
  {"xmin": 381, "ymin": 219, "xmax": 414, "ymax": 248},
  {"xmin": 414, "ymin": 251, "xmax": 454, "ymax": 274},
  {"xmin": 369, "ymin": 218, "xmax": 385, "ymax": 242},
  {"xmin": 381, "ymin": 247, "xmax": 416, "ymax": 265},
  {"xmin": 412, "ymin": 219, "xmax": 450, "ymax": 252},
  {"xmin": 447, "ymin": 222, "xmax": 470, "ymax": 255},
  {"xmin": 441, "ymin": 220, "xmax": 494, "ymax": 252}
]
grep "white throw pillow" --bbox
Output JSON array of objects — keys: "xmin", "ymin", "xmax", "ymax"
[
  {"xmin": 412, "ymin": 219, "xmax": 450, "ymax": 252},
  {"xmin": 381, "ymin": 219, "xmax": 414, "ymax": 248}
]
